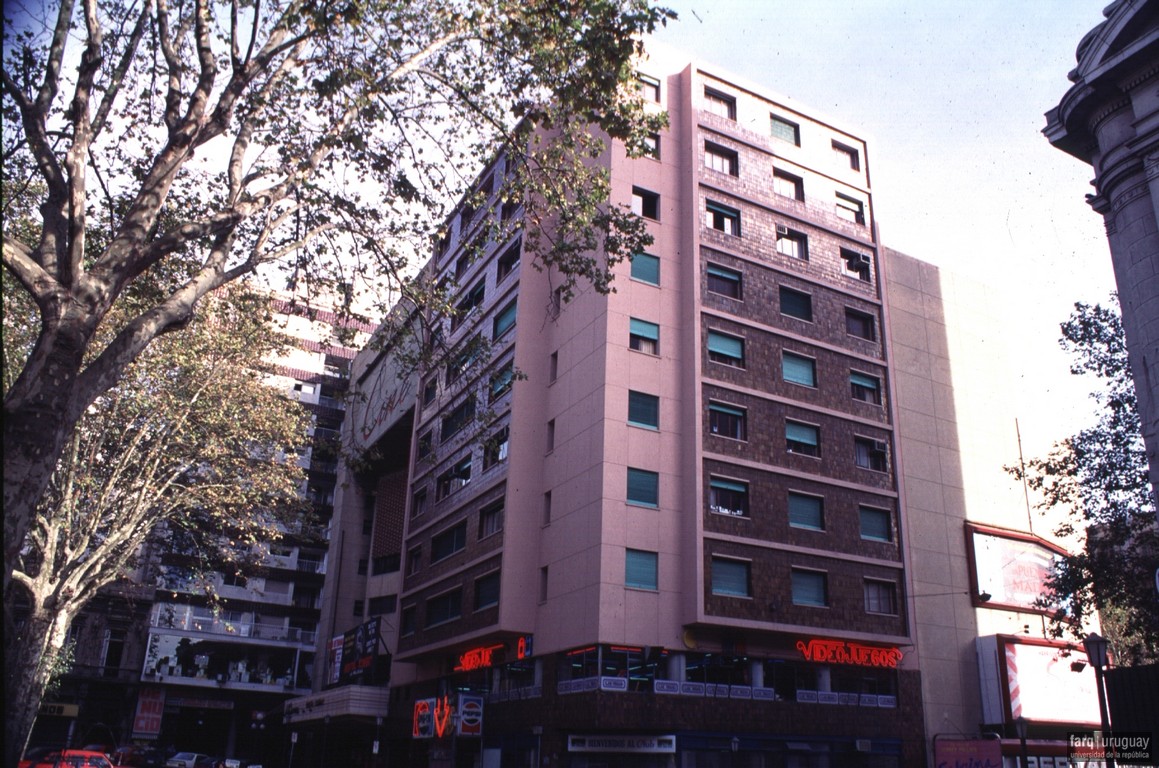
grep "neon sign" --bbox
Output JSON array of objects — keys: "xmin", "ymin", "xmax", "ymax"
[
  {"xmin": 434, "ymin": 695, "xmax": 453, "ymax": 737},
  {"xmin": 413, "ymin": 695, "xmax": 454, "ymax": 739},
  {"xmin": 517, "ymin": 634, "xmax": 533, "ymax": 659},
  {"xmin": 455, "ymin": 644, "xmax": 505, "ymax": 672},
  {"xmin": 796, "ymin": 638, "xmax": 903, "ymax": 668}
]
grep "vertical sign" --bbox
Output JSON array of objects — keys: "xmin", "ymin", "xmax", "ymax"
[
  {"xmin": 413, "ymin": 698, "xmax": 435, "ymax": 738},
  {"xmin": 457, "ymin": 694, "xmax": 484, "ymax": 737},
  {"xmin": 132, "ymin": 688, "xmax": 165, "ymax": 739}
]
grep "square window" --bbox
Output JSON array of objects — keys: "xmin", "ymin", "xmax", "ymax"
[
  {"xmin": 430, "ymin": 521, "xmax": 467, "ymax": 563},
  {"xmin": 625, "ymin": 549, "xmax": 659, "ymax": 590},
  {"xmin": 632, "ymin": 187, "xmax": 660, "ymax": 220},
  {"xmin": 422, "ymin": 377, "xmax": 438, "ymax": 406},
  {"xmin": 786, "ymin": 420, "xmax": 820, "ymax": 457},
  {"xmin": 835, "ymin": 193, "xmax": 866, "ymax": 225},
  {"xmin": 631, "ymin": 252, "xmax": 660, "ymax": 285},
  {"xmin": 475, "ymin": 571, "xmax": 501, "ymax": 610},
  {"xmin": 860, "ymin": 506, "xmax": 893, "ymax": 542},
  {"xmin": 490, "ymin": 362, "xmax": 515, "ymax": 402},
  {"xmin": 854, "ymin": 437, "xmax": 889, "ymax": 472},
  {"xmin": 707, "ymin": 330, "xmax": 745, "ymax": 367},
  {"xmin": 435, "ymin": 456, "xmax": 472, "ymax": 500},
  {"xmin": 773, "ymin": 169, "xmax": 804, "ymax": 201},
  {"xmin": 851, "ymin": 371, "xmax": 881, "ymax": 404},
  {"xmin": 864, "ymin": 580, "xmax": 897, "ymax": 614},
  {"xmin": 708, "ymin": 402, "xmax": 746, "ymax": 440},
  {"xmin": 779, "ymin": 287, "xmax": 813, "ymax": 321},
  {"xmin": 446, "ymin": 335, "xmax": 481, "ymax": 384},
  {"xmin": 368, "ymin": 594, "xmax": 397, "ymax": 615},
  {"xmin": 626, "ymin": 467, "xmax": 659, "ymax": 507},
  {"xmin": 479, "ymin": 501, "xmax": 504, "ymax": 538},
  {"xmin": 787, "ymin": 492, "xmax": 823, "ymax": 530},
  {"xmin": 425, "ymin": 589, "xmax": 462, "ymax": 627},
  {"xmin": 705, "ymin": 201, "xmax": 741, "ymax": 236},
  {"xmin": 704, "ymin": 142, "xmax": 739, "ymax": 176},
  {"xmin": 493, "ymin": 299, "xmax": 518, "ymax": 339},
  {"xmin": 452, "ymin": 282, "xmax": 485, "ymax": 331},
  {"xmin": 411, "ymin": 488, "xmax": 428, "ymax": 519},
  {"xmin": 400, "ymin": 605, "xmax": 416, "ymax": 636},
  {"xmin": 441, "ymin": 396, "xmax": 476, "ymax": 442},
  {"xmin": 776, "ymin": 227, "xmax": 808, "ymax": 260},
  {"xmin": 497, "ymin": 239, "xmax": 521, "ymax": 280},
  {"xmin": 407, "ymin": 546, "xmax": 422, "ymax": 575},
  {"xmin": 483, "ymin": 426, "xmax": 509, "ymax": 468},
  {"xmin": 833, "ymin": 140, "xmax": 860, "ymax": 171},
  {"xmin": 643, "ymin": 132, "xmax": 661, "ymax": 159},
  {"xmin": 629, "ymin": 317, "xmax": 660, "ymax": 355},
  {"xmin": 846, "ymin": 309, "xmax": 876, "ymax": 341},
  {"xmin": 711, "ymin": 557, "xmax": 751, "ymax": 597},
  {"xmin": 842, "ymin": 247, "xmax": 872, "ymax": 281},
  {"xmin": 628, "ymin": 390, "xmax": 660, "ymax": 429},
  {"xmin": 782, "ymin": 352, "xmax": 816, "ymax": 388},
  {"xmin": 791, "ymin": 569, "xmax": 828, "ymax": 607},
  {"xmin": 706, "ymin": 264, "xmax": 742, "ymax": 299},
  {"xmin": 709, "ymin": 477, "xmax": 749, "ymax": 517},
  {"xmin": 638, "ymin": 73, "xmax": 661, "ymax": 102},
  {"xmin": 416, "ymin": 429, "xmax": 433, "ymax": 460},
  {"xmin": 771, "ymin": 114, "xmax": 801, "ymax": 145},
  {"xmin": 705, "ymin": 88, "xmax": 736, "ymax": 120}
]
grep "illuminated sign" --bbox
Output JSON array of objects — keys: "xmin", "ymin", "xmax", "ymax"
[
  {"xmin": 517, "ymin": 634, "xmax": 533, "ymax": 659},
  {"xmin": 413, "ymin": 698, "xmax": 434, "ymax": 738},
  {"xmin": 434, "ymin": 695, "xmax": 453, "ymax": 738},
  {"xmin": 457, "ymin": 694, "xmax": 483, "ymax": 737},
  {"xmin": 455, "ymin": 644, "xmax": 505, "ymax": 672},
  {"xmin": 796, "ymin": 638, "xmax": 903, "ymax": 668}
]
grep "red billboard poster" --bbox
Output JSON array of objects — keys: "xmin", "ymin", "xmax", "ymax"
[
  {"xmin": 457, "ymin": 694, "xmax": 484, "ymax": 737},
  {"xmin": 132, "ymin": 688, "xmax": 165, "ymax": 739}
]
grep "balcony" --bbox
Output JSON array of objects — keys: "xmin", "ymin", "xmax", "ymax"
[{"xmin": 150, "ymin": 608, "xmax": 316, "ymax": 646}]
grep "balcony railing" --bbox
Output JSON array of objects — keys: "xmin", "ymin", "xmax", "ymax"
[{"xmin": 150, "ymin": 612, "xmax": 316, "ymax": 645}]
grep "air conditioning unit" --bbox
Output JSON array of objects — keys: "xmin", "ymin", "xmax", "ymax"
[
  {"xmin": 854, "ymin": 253, "xmax": 871, "ymax": 266},
  {"xmin": 873, "ymin": 440, "xmax": 888, "ymax": 452},
  {"xmin": 855, "ymin": 739, "xmax": 872, "ymax": 752},
  {"xmin": 776, "ymin": 224, "xmax": 789, "ymax": 236}
]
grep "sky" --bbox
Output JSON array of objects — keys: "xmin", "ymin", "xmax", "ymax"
[{"xmin": 650, "ymin": 0, "xmax": 1119, "ymax": 453}]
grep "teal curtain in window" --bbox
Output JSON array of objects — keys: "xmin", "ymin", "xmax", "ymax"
[
  {"xmin": 783, "ymin": 353, "xmax": 816, "ymax": 386},
  {"xmin": 625, "ymin": 549, "xmax": 658, "ymax": 590},
  {"xmin": 631, "ymin": 253, "xmax": 660, "ymax": 285},
  {"xmin": 785, "ymin": 421, "xmax": 818, "ymax": 445},
  {"xmin": 711, "ymin": 558, "xmax": 750, "ymax": 596},
  {"xmin": 707, "ymin": 331, "xmax": 743, "ymax": 358},
  {"xmin": 629, "ymin": 318, "xmax": 659, "ymax": 340}
]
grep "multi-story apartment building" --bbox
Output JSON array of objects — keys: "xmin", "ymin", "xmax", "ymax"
[{"xmin": 302, "ymin": 44, "xmax": 934, "ymax": 767}]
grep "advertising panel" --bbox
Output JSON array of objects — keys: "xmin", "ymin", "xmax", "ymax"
[{"xmin": 968, "ymin": 524, "xmax": 1066, "ymax": 613}]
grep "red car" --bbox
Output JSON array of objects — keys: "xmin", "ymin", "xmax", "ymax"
[{"xmin": 26, "ymin": 749, "xmax": 114, "ymax": 768}]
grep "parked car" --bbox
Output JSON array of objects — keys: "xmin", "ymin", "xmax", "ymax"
[
  {"xmin": 163, "ymin": 754, "xmax": 211, "ymax": 768},
  {"xmin": 111, "ymin": 746, "xmax": 166, "ymax": 767},
  {"xmin": 28, "ymin": 749, "xmax": 114, "ymax": 768}
]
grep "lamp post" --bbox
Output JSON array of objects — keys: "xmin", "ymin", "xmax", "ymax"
[
  {"xmin": 1014, "ymin": 715, "xmax": 1030, "ymax": 768},
  {"xmin": 1083, "ymin": 632, "xmax": 1115, "ymax": 768}
]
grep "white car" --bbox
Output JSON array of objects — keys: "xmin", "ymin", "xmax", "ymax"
[{"xmin": 164, "ymin": 754, "xmax": 211, "ymax": 768}]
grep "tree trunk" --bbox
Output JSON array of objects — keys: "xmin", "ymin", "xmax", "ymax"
[{"xmin": 4, "ymin": 600, "xmax": 75, "ymax": 768}]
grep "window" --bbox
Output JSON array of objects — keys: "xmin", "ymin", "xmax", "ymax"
[
  {"xmin": 643, "ymin": 132, "xmax": 660, "ymax": 159},
  {"xmin": 860, "ymin": 506, "xmax": 893, "ymax": 542},
  {"xmin": 368, "ymin": 594, "xmax": 397, "ymax": 616},
  {"xmin": 416, "ymin": 429, "xmax": 433, "ymax": 460},
  {"xmin": 705, "ymin": 142, "xmax": 739, "ymax": 176},
  {"xmin": 353, "ymin": 599, "xmax": 364, "ymax": 618},
  {"xmin": 625, "ymin": 549, "xmax": 659, "ymax": 590},
  {"xmin": 497, "ymin": 240, "xmax": 520, "ymax": 280},
  {"xmin": 773, "ymin": 169, "xmax": 804, "ymax": 201},
  {"xmin": 539, "ymin": 566, "xmax": 549, "ymax": 602},
  {"xmin": 835, "ymin": 193, "xmax": 866, "ymax": 225},
  {"xmin": 854, "ymin": 437, "xmax": 888, "ymax": 472},
  {"xmin": 782, "ymin": 352, "xmax": 816, "ymax": 387},
  {"xmin": 411, "ymin": 488, "xmax": 428, "ymax": 518},
  {"xmin": 493, "ymin": 299, "xmax": 517, "ymax": 339},
  {"xmin": 708, "ymin": 402, "xmax": 746, "ymax": 440},
  {"xmin": 709, "ymin": 477, "xmax": 749, "ymax": 517},
  {"xmin": 833, "ymin": 140, "xmax": 860, "ymax": 171},
  {"xmin": 631, "ymin": 252, "xmax": 660, "ymax": 285},
  {"xmin": 475, "ymin": 572, "xmax": 501, "ymax": 610},
  {"xmin": 372, "ymin": 553, "xmax": 400, "ymax": 575},
  {"xmin": 788, "ymin": 492, "xmax": 824, "ymax": 530},
  {"xmin": 546, "ymin": 419, "xmax": 555, "ymax": 452},
  {"xmin": 483, "ymin": 426, "xmax": 509, "ymax": 468},
  {"xmin": 706, "ymin": 264, "xmax": 742, "ymax": 299},
  {"xmin": 543, "ymin": 490, "xmax": 553, "ymax": 526},
  {"xmin": 441, "ymin": 396, "xmax": 476, "ymax": 442},
  {"xmin": 707, "ymin": 331, "xmax": 745, "ymax": 367},
  {"xmin": 632, "ymin": 187, "xmax": 660, "ymax": 220},
  {"xmin": 786, "ymin": 421, "xmax": 820, "ymax": 457},
  {"xmin": 452, "ymin": 281, "xmax": 485, "ymax": 331},
  {"xmin": 407, "ymin": 546, "xmax": 422, "ymax": 575},
  {"xmin": 638, "ymin": 73, "xmax": 661, "ymax": 102},
  {"xmin": 549, "ymin": 351, "xmax": 559, "ymax": 382},
  {"xmin": 628, "ymin": 390, "xmax": 660, "ymax": 429},
  {"xmin": 479, "ymin": 501, "xmax": 504, "ymax": 538},
  {"xmin": 851, "ymin": 372, "xmax": 881, "ymax": 404},
  {"xmin": 711, "ymin": 557, "xmax": 751, "ymax": 597},
  {"xmin": 779, "ymin": 287, "xmax": 813, "ymax": 321},
  {"xmin": 626, "ymin": 467, "xmax": 659, "ymax": 507},
  {"xmin": 422, "ymin": 377, "xmax": 438, "ymax": 406},
  {"xmin": 864, "ymin": 580, "xmax": 897, "ymax": 614},
  {"xmin": 426, "ymin": 589, "xmax": 462, "ymax": 627},
  {"xmin": 846, "ymin": 309, "xmax": 876, "ymax": 341},
  {"xmin": 550, "ymin": 285, "xmax": 565, "ymax": 318},
  {"xmin": 446, "ymin": 335, "xmax": 481, "ymax": 384},
  {"xmin": 842, "ymin": 247, "xmax": 872, "ymax": 281},
  {"xmin": 776, "ymin": 226, "xmax": 808, "ymax": 260},
  {"xmin": 358, "ymin": 558, "xmax": 368, "ymax": 575},
  {"xmin": 435, "ymin": 456, "xmax": 472, "ymax": 500},
  {"xmin": 771, "ymin": 114, "xmax": 800, "ymax": 145},
  {"xmin": 400, "ymin": 605, "xmax": 416, "ymax": 636},
  {"xmin": 792, "ymin": 569, "xmax": 828, "ymax": 607},
  {"xmin": 431, "ymin": 522, "xmax": 467, "ymax": 562},
  {"xmin": 629, "ymin": 318, "xmax": 660, "ymax": 355},
  {"xmin": 704, "ymin": 88, "xmax": 736, "ymax": 120},
  {"xmin": 705, "ymin": 201, "xmax": 741, "ymax": 236},
  {"xmin": 490, "ymin": 363, "xmax": 515, "ymax": 403}
]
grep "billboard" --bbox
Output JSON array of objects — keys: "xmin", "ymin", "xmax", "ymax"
[
  {"xmin": 327, "ymin": 617, "xmax": 388, "ymax": 687},
  {"xmin": 977, "ymin": 635, "xmax": 1100, "ymax": 726},
  {"xmin": 967, "ymin": 523, "xmax": 1067, "ymax": 613}
]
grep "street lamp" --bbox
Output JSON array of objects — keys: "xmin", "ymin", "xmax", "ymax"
[
  {"xmin": 1082, "ymin": 632, "xmax": 1116, "ymax": 768},
  {"xmin": 1014, "ymin": 715, "xmax": 1029, "ymax": 768}
]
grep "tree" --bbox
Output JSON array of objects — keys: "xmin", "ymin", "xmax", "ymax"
[
  {"xmin": 1, "ymin": 0, "xmax": 672, "ymax": 617},
  {"xmin": 3, "ymin": 280, "xmax": 310, "ymax": 763},
  {"xmin": 1010, "ymin": 295, "xmax": 1159, "ymax": 665}
]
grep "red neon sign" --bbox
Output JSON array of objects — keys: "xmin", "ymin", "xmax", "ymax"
[
  {"xmin": 434, "ymin": 695, "xmax": 453, "ymax": 738},
  {"xmin": 412, "ymin": 699, "xmax": 432, "ymax": 738},
  {"xmin": 796, "ymin": 638, "xmax": 903, "ymax": 668},
  {"xmin": 454, "ymin": 643, "xmax": 505, "ymax": 672}
]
